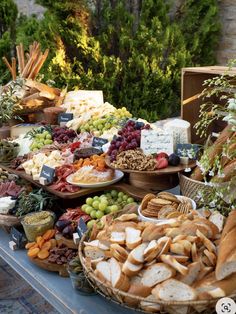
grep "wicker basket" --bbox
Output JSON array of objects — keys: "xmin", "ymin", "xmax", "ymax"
[
  {"xmin": 179, "ymin": 173, "xmax": 213, "ymax": 204},
  {"xmin": 79, "ymin": 233, "xmax": 234, "ymax": 314}
]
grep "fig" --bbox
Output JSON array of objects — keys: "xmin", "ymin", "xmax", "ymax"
[
  {"xmin": 168, "ymin": 153, "xmax": 180, "ymax": 166},
  {"xmin": 55, "ymin": 219, "xmax": 71, "ymax": 232},
  {"xmin": 62, "ymin": 224, "xmax": 76, "ymax": 239}
]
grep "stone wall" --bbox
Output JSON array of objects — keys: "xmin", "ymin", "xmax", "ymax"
[{"xmin": 217, "ymin": 0, "xmax": 236, "ymax": 65}]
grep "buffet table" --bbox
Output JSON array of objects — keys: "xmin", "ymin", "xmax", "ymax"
[{"xmin": 0, "ymin": 228, "xmax": 136, "ymax": 314}]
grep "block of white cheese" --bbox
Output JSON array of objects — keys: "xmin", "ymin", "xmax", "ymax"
[
  {"xmin": 163, "ymin": 119, "xmax": 191, "ymax": 149},
  {"xmin": 0, "ymin": 197, "xmax": 16, "ymax": 214},
  {"xmin": 141, "ymin": 130, "xmax": 174, "ymax": 155}
]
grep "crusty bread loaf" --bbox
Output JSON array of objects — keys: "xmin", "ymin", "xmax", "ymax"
[
  {"xmin": 221, "ymin": 210, "xmax": 236, "ymax": 238},
  {"xmin": 152, "ymin": 278, "xmax": 197, "ymax": 301},
  {"xmin": 141, "ymin": 263, "xmax": 176, "ymax": 287},
  {"xmin": 194, "ymin": 271, "xmax": 236, "ymax": 299},
  {"xmin": 216, "ymin": 212, "xmax": 236, "ymax": 280}
]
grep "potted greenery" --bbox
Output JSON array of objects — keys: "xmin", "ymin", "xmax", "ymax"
[
  {"xmin": 0, "ymin": 79, "xmax": 24, "ymax": 139},
  {"xmin": 188, "ymin": 62, "xmax": 236, "ymax": 215}
]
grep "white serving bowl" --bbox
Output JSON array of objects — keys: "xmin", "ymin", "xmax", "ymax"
[{"xmin": 138, "ymin": 195, "xmax": 196, "ymax": 224}]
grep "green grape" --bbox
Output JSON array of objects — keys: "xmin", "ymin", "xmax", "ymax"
[
  {"xmin": 92, "ymin": 200, "xmax": 100, "ymax": 210},
  {"xmin": 123, "ymin": 195, "xmax": 128, "ymax": 201},
  {"xmin": 96, "ymin": 210, "xmax": 104, "ymax": 219},
  {"xmin": 111, "ymin": 190, "xmax": 118, "ymax": 198},
  {"xmin": 44, "ymin": 139, "xmax": 52, "ymax": 145},
  {"xmin": 86, "ymin": 197, "xmax": 93, "ymax": 205},
  {"xmin": 110, "ymin": 205, "xmax": 119, "ymax": 212},
  {"xmin": 117, "ymin": 197, "xmax": 123, "ymax": 203},
  {"xmin": 127, "ymin": 197, "xmax": 135, "ymax": 203},
  {"xmin": 87, "ymin": 220, "xmax": 96, "ymax": 229},
  {"xmin": 81, "ymin": 204, "xmax": 87, "ymax": 211},
  {"xmin": 93, "ymin": 196, "xmax": 99, "ymax": 200},
  {"xmin": 105, "ymin": 206, "xmax": 111, "ymax": 214},
  {"xmin": 85, "ymin": 206, "xmax": 93, "ymax": 214},
  {"xmin": 118, "ymin": 192, "xmax": 124, "ymax": 198},
  {"xmin": 46, "ymin": 134, "xmax": 52, "ymax": 139},
  {"xmin": 90, "ymin": 210, "xmax": 97, "ymax": 219},
  {"xmin": 99, "ymin": 202, "xmax": 107, "ymax": 211}
]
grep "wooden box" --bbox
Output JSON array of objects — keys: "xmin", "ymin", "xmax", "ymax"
[{"xmin": 181, "ymin": 66, "xmax": 236, "ymax": 143}]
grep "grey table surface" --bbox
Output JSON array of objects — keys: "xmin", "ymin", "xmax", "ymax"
[{"xmin": 0, "ymin": 228, "xmax": 137, "ymax": 314}]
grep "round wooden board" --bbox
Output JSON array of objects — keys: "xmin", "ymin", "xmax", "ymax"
[
  {"xmin": 105, "ymin": 157, "xmax": 196, "ymax": 175},
  {"xmin": 29, "ymin": 256, "xmax": 69, "ymax": 277}
]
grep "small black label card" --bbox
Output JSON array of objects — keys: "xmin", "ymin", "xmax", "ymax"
[
  {"xmin": 58, "ymin": 113, "xmax": 73, "ymax": 123},
  {"xmin": 40, "ymin": 165, "xmax": 55, "ymax": 184},
  {"xmin": 77, "ymin": 218, "xmax": 88, "ymax": 238},
  {"xmin": 10, "ymin": 227, "xmax": 27, "ymax": 249},
  {"xmin": 92, "ymin": 137, "xmax": 108, "ymax": 147}
]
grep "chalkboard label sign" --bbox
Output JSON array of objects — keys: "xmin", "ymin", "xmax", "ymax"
[
  {"xmin": 176, "ymin": 144, "xmax": 200, "ymax": 160},
  {"xmin": 77, "ymin": 218, "xmax": 88, "ymax": 237},
  {"xmin": 40, "ymin": 165, "xmax": 55, "ymax": 184},
  {"xmin": 58, "ymin": 113, "xmax": 73, "ymax": 123},
  {"xmin": 92, "ymin": 137, "xmax": 108, "ymax": 147},
  {"xmin": 10, "ymin": 227, "xmax": 27, "ymax": 249}
]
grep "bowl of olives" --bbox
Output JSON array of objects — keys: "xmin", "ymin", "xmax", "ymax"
[{"xmin": 0, "ymin": 140, "xmax": 19, "ymax": 165}]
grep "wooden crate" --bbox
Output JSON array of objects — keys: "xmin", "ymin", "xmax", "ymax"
[{"xmin": 181, "ymin": 66, "xmax": 236, "ymax": 143}]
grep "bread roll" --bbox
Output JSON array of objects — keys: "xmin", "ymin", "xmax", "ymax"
[{"xmin": 216, "ymin": 211, "xmax": 236, "ymax": 280}]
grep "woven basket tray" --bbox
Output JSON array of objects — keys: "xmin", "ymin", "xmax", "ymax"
[
  {"xmin": 179, "ymin": 173, "xmax": 213, "ymax": 204},
  {"xmin": 79, "ymin": 233, "xmax": 235, "ymax": 314}
]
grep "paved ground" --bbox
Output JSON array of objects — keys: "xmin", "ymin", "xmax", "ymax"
[{"xmin": 0, "ymin": 258, "xmax": 58, "ymax": 314}]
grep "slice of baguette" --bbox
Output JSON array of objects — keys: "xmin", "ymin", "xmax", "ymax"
[
  {"xmin": 110, "ymin": 257, "xmax": 130, "ymax": 291},
  {"xmin": 116, "ymin": 213, "xmax": 138, "ymax": 221},
  {"xmin": 110, "ymin": 243, "xmax": 128, "ymax": 263},
  {"xmin": 196, "ymin": 229, "xmax": 216, "ymax": 253},
  {"xmin": 141, "ymin": 263, "xmax": 176, "ymax": 287},
  {"xmin": 209, "ymin": 211, "xmax": 225, "ymax": 233},
  {"xmin": 125, "ymin": 227, "xmax": 142, "ymax": 249},
  {"xmin": 83, "ymin": 240, "xmax": 110, "ymax": 250},
  {"xmin": 110, "ymin": 231, "xmax": 126, "ymax": 244},
  {"xmin": 153, "ymin": 278, "xmax": 197, "ymax": 301},
  {"xmin": 160, "ymin": 254, "xmax": 188, "ymax": 275},
  {"xmin": 144, "ymin": 240, "xmax": 157, "ymax": 257},
  {"xmin": 95, "ymin": 261, "xmax": 111, "ymax": 283},
  {"xmin": 128, "ymin": 243, "xmax": 148, "ymax": 265},
  {"xmin": 196, "ymin": 266, "xmax": 213, "ymax": 281},
  {"xmin": 156, "ymin": 236, "xmax": 171, "ymax": 259},
  {"xmin": 122, "ymin": 260, "xmax": 143, "ymax": 277},
  {"xmin": 204, "ymin": 249, "xmax": 216, "ymax": 266},
  {"xmin": 124, "ymin": 283, "xmax": 152, "ymax": 306},
  {"xmin": 177, "ymin": 261, "xmax": 201, "ymax": 285}
]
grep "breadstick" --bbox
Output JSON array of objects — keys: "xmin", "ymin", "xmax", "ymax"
[
  {"xmin": 2, "ymin": 57, "xmax": 13, "ymax": 78},
  {"xmin": 12, "ymin": 57, "xmax": 16, "ymax": 80},
  {"xmin": 16, "ymin": 46, "xmax": 23, "ymax": 74}
]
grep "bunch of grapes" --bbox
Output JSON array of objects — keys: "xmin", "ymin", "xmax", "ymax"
[
  {"xmin": 30, "ymin": 130, "xmax": 53, "ymax": 151},
  {"xmin": 52, "ymin": 126, "xmax": 77, "ymax": 143},
  {"xmin": 81, "ymin": 190, "xmax": 135, "ymax": 228},
  {"xmin": 80, "ymin": 107, "xmax": 132, "ymax": 135},
  {"xmin": 108, "ymin": 120, "xmax": 151, "ymax": 161}
]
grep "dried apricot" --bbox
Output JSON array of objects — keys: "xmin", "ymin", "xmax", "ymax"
[
  {"xmin": 41, "ymin": 241, "xmax": 51, "ymax": 251},
  {"xmin": 42, "ymin": 229, "xmax": 56, "ymax": 241},
  {"xmin": 25, "ymin": 242, "xmax": 36, "ymax": 250},
  {"xmin": 37, "ymin": 250, "xmax": 50, "ymax": 260},
  {"xmin": 28, "ymin": 247, "xmax": 40, "ymax": 258}
]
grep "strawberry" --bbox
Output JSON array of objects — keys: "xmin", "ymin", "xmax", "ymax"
[{"xmin": 156, "ymin": 157, "xmax": 169, "ymax": 169}]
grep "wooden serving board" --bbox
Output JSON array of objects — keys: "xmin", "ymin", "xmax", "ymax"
[
  {"xmin": 29, "ymin": 257, "xmax": 69, "ymax": 277},
  {"xmin": 0, "ymin": 214, "xmax": 20, "ymax": 227},
  {"xmin": 0, "ymin": 165, "xmax": 148, "ymax": 200},
  {"xmin": 105, "ymin": 157, "xmax": 196, "ymax": 175}
]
